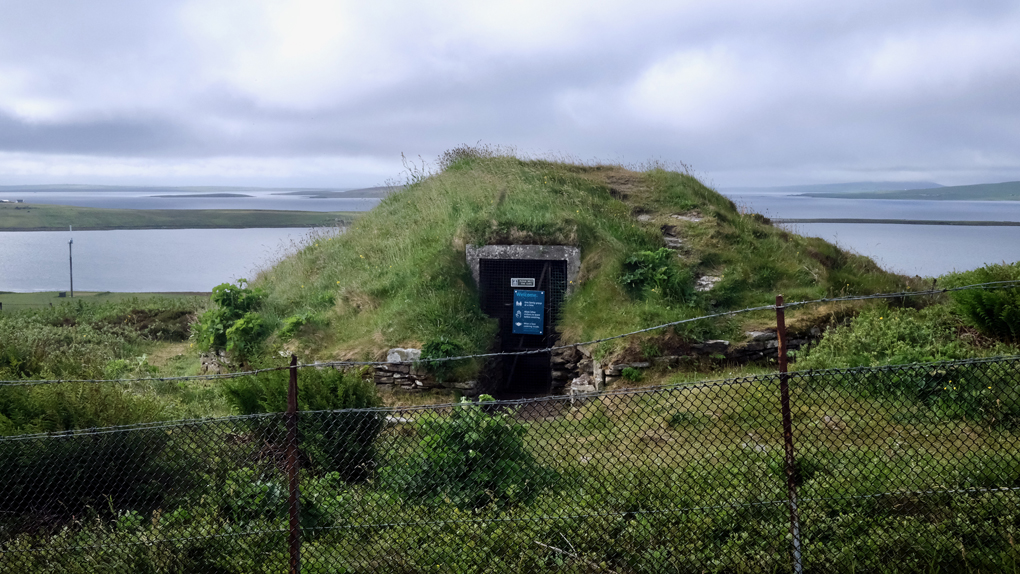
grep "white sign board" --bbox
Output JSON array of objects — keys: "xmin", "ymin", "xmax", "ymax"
[{"xmin": 510, "ymin": 278, "xmax": 536, "ymax": 288}]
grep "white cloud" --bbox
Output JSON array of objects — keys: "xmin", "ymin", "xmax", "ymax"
[
  {"xmin": 849, "ymin": 20, "xmax": 1020, "ymax": 99},
  {"xmin": 625, "ymin": 47, "xmax": 763, "ymax": 132},
  {"xmin": 179, "ymin": 0, "xmax": 401, "ymax": 108}
]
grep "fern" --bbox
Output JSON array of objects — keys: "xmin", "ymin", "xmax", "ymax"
[{"xmin": 946, "ymin": 263, "xmax": 1020, "ymax": 341}]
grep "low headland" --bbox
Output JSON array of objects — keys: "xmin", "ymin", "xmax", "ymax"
[
  {"xmin": 0, "ymin": 202, "xmax": 358, "ymax": 231},
  {"xmin": 800, "ymin": 180, "xmax": 1020, "ymax": 201}
]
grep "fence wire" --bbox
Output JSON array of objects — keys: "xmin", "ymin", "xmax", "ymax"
[
  {"xmin": 4, "ymin": 279, "xmax": 1020, "ymax": 388},
  {"xmin": 3, "ymin": 355, "xmax": 1020, "ymax": 573}
]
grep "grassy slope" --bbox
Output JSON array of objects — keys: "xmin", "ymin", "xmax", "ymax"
[
  {"xmin": 257, "ymin": 152, "xmax": 912, "ymax": 363},
  {"xmin": 801, "ymin": 180, "xmax": 1020, "ymax": 201},
  {"xmin": 0, "ymin": 203, "xmax": 357, "ymax": 231}
]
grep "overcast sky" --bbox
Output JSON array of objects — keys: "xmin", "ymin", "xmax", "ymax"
[{"xmin": 1, "ymin": 0, "xmax": 1018, "ymax": 188}]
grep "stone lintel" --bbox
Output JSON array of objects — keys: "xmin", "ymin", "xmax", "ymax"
[{"xmin": 466, "ymin": 244, "xmax": 581, "ymax": 294}]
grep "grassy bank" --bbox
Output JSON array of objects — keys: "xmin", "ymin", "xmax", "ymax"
[{"xmin": 0, "ymin": 203, "xmax": 358, "ymax": 231}]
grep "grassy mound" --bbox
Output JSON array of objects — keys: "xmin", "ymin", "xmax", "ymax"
[{"xmin": 254, "ymin": 148, "xmax": 911, "ymax": 364}]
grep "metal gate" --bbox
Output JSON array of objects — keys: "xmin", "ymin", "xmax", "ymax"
[{"xmin": 478, "ymin": 258, "xmax": 568, "ymax": 395}]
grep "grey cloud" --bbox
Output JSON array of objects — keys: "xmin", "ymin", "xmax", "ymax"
[
  {"xmin": 0, "ymin": 1, "xmax": 1018, "ymax": 187},
  {"xmin": 0, "ymin": 112, "xmax": 200, "ymax": 155}
]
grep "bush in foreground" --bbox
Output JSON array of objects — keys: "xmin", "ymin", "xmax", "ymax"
[
  {"xmin": 383, "ymin": 395, "xmax": 558, "ymax": 509},
  {"xmin": 223, "ymin": 366, "xmax": 382, "ymax": 482}
]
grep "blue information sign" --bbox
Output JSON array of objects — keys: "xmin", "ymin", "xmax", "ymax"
[{"xmin": 512, "ymin": 290, "xmax": 545, "ymax": 335}]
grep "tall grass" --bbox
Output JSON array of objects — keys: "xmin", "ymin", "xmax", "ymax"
[
  {"xmin": 0, "ymin": 297, "xmax": 207, "ymax": 434},
  {"xmin": 795, "ymin": 304, "xmax": 1018, "ymax": 371}
]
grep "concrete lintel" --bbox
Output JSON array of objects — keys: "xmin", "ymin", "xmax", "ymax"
[{"xmin": 466, "ymin": 244, "xmax": 581, "ymax": 294}]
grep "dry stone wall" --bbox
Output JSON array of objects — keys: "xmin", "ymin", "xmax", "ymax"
[
  {"xmin": 372, "ymin": 329, "xmax": 821, "ymax": 395},
  {"xmin": 373, "ymin": 348, "xmax": 476, "ymax": 392}
]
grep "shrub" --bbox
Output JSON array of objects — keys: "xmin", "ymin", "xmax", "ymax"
[
  {"xmin": 620, "ymin": 248, "xmax": 694, "ymax": 302},
  {"xmin": 210, "ymin": 279, "xmax": 266, "ymax": 315},
  {"xmin": 278, "ymin": 312, "xmax": 316, "ymax": 340},
  {"xmin": 0, "ymin": 310, "xmax": 153, "ymax": 381},
  {"xmin": 621, "ymin": 366, "xmax": 644, "ymax": 382},
  {"xmin": 0, "ymin": 425, "xmax": 194, "ymax": 528},
  {"xmin": 224, "ymin": 312, "xmax": 267, "ymax": 357},
  {"xmin": 794, "ymin": 305, "xmax": 980, "ymax": 370},
  {"xmin": 0, "ymin": 382, "xmax": 165, "ymax": 436},
  {"xmin": 383, "ymin": 395, "xmax": 557, "ymax": 509},
  {"xmin": 223, "ymin": 366, "xmax": 382, "ymax": 482},
  {"xmin": 220, "ymin": 467, "xmax": 287, "ymax": 522},
  {"xmin": 944, "ymin": 262, "xmax": 1020, "ymax": 341},
  {"xmin": 193, "ymin": 279, "xmax": 268, "ymax": 359},
  {"xmin": 192, "ymin": 307, "xmax": 231, "ymax": 351},
  {"xmin": 418, "ymin": 337, "xmax": 467, "ymax": 382}
]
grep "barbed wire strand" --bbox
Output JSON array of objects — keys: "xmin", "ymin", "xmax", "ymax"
[
  {"xmin": 3, "ymin": 354, "xmax": 1016, "ymax": 441},
  {"xmin": 1, "ymin": 279, "xmax": 1018, "ymax": 388}
]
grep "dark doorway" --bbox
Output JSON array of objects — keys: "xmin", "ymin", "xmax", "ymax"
[{"xmin": 478, "ymin": 259, "xmax": 568, "ymax": 396}]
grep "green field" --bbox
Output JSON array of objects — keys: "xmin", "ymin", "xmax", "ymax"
[
  {"xmin": 0, "ymin": 202, "xmax": 358, "ymax": 231},
  {"xmin": 0, "ymin": 290, "xmax": 208, "ymax": 311}
]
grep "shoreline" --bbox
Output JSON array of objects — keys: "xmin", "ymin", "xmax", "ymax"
[
  {"xmin": 0, "ymin": 203, "xmax": 358, "ymax": 231},
  {"xmin": 0, "ymin": 223, "xmax": 340, "ymax": 232}
]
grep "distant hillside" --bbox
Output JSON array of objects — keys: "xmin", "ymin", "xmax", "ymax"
[
  {"xmin": 0, "ymin": 203, "xmax": 357, "ymax": 231},
  {"xmin": 723, "ymin": 181, "xmax": 943, "ymax": 195},
  {"xmin": 272, "ymin": 186, "xmax": 401, "ymax": 199},
  {"xmin": 0, "ymin": 184, "xmax": 357, "ymax": 194},
  {"xmin": 799, "ymin": 180, "xmax": 1020, "ymax": 201}
]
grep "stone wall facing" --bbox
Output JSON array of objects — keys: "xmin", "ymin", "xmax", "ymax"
[{"xmin": 373, "ymin": 329, "xmax": 820, "ymax": 396}]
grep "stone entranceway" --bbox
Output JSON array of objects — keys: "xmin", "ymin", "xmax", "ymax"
[{"xmin": 467, "ymin": 245, "xmax": 579, "ymax": 396}]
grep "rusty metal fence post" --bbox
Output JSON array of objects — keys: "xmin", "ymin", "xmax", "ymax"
[
  {"xmin": 776, "ymin": 295, "xmax": 803, "ymax": 574},
  {"xmin": 287, "ymin": 354, "xmax": 301, "ymax": 574}
]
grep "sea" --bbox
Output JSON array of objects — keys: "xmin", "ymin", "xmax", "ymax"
[
  {"xmin": 725, "ymin": 192, "xmax": 1020, "ymax": 277},
  {"xmin": 1, "ymin": 188, "xmax": 1018, "ymax": 292}
]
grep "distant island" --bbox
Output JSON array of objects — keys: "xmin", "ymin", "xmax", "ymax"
[
  {"xmin": 772, "ymin": 218, "xmax": 1020, "ymax": 226},
  {"xmin": 0, "ymin": 203, "xmax": 358, "ymax": 231},
  {"xmin": 0, "ymin": 183, "xmax": 401, "ymax": 202},
  {"xmin": 150, "ymin": 193, "xmax": 253, "ymax": 198},
  {"xmin": 271, "ymin": 186, "xmax": 400, "ymax": 199},
  {"xmin": 722, "ymin": 181, "xmax": 944, "ymax": 195},
  {"xmin": 798, "ymin": 181, "xmax": 1020, "ymax": 201}
]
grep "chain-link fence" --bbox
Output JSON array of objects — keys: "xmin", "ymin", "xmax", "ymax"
[{"xmin": 3, "ymin": 355, "xmax": 1020, "ymax": 573}]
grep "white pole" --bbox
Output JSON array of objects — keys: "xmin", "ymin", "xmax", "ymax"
[{"xmin": 68, "ymin": 225, "xmax": 73, "ymax": 297}]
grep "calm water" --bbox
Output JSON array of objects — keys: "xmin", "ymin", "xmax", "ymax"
[
  {"xmin": 780, "ymin": 223, "xmax": 1020, "ymax": 277},
  {"xmin": 2, "ymin": 190, "xmax": 1019, "ymax": 292},
  {"xmin": 724, "ymin": 192, "xmax": 1020, "ymax": 222},
  {"xmin": 0, "ymin": 228, "xmax": 316, "ymax": 292},
  {"xmin": 721, "ymin": 192, "xmax": 1020, "ymax": 276}
]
